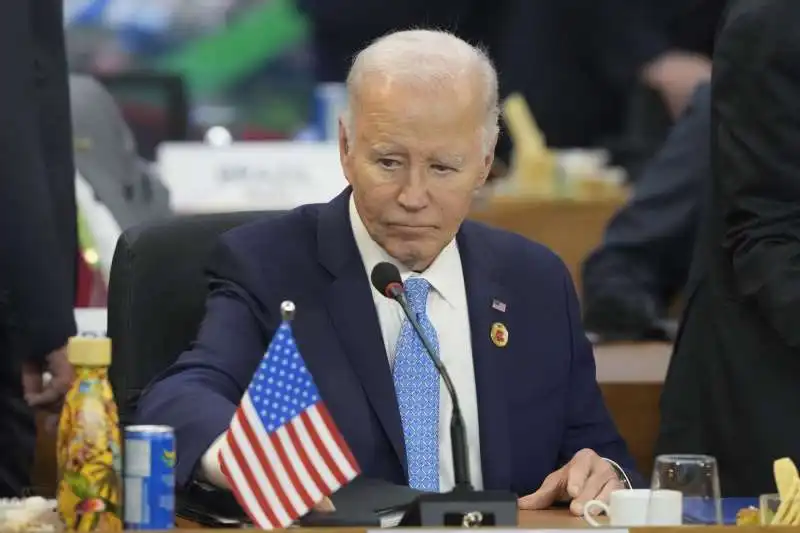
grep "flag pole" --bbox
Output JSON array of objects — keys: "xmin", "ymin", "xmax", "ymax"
[{"xmin": 281, "ymin": 300, "xmax": 296, "ymax": 322}]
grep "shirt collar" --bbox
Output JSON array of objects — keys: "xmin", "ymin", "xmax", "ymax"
[{"xmin": 349, "ymin": 194, "xmax": 462, "ymax": 307}]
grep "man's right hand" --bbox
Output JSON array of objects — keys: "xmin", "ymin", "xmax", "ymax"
[
  {"xmin": 22, "ymin": 344, "xmax": 74, "ymax": 412},
  {"xmin": 312, "ymin": 497, "xmax": 336, "ymax": 513}
]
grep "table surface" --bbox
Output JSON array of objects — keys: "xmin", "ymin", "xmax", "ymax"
[
  {"xmin": 519, "ymin": 509, "xmax": 591, "ymax": 527},
  {"xmin": 176, "ymin": 509, "xmax": 593, "ymax": 529},
  {"xmin": 593, "ymin": 342, "xmax": 671, "ymax": 383}
]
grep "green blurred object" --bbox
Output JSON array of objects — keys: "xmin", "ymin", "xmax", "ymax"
[
  {"xmin": 77, "ymin": 209, "xmax": 98, "ymax": 265},
  {"xmin": 155, "ymin": 0, "xmax": 308, "ymax": 96}
]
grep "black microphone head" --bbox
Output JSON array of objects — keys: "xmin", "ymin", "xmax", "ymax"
[{"xmin": 370, "ymin": 262, "xmax": 403, "ymax": 299}]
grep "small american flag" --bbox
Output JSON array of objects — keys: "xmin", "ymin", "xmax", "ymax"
[{"xmin": 218, "ymin": 321, "xmax": 360, "ymax": 529}]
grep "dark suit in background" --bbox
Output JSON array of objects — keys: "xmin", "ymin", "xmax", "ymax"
[
  {"xmin": 298, "ymin": 0, "xmax": 617, "ymax": 152},
  {"xmin": 298, "ymin": 0, "xmax": 722, "ymax": 156},
  {"xmin": 0, "ymin": 0, "xmax": 77, "ymax": 496},
  {"xmin": 657, "ymin": 0, "xmax": 800, "ymax": 496},
  {"xmin": 581, "ymin": 83, "xmax": 710, "ymax": 340}
]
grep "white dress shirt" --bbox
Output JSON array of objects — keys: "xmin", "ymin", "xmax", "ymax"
[
  {"xmin": 200, "ymin": 195, "xmax": 484, "ymax": 491},
  {"xmin": 348, "ymin": 195, "xmax": 484, "ymax": 491}
]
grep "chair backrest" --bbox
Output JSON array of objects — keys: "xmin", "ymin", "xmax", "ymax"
[{"xmin": 107, "ymin": 211, "xmax": 284, "ymax": 424}]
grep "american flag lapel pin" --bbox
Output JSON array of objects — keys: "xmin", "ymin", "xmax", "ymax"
[{"xmin": 492, "ymin": 298, "xmax": 507, "ymax": 312}]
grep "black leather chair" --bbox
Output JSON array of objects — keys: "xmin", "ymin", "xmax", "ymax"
[{"xmin": 107, "ymin": 211, "xmax": 285, "ymax": 425}]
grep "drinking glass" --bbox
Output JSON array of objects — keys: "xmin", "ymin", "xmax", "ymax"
[
  {"xmin": 760, "ymin": 493, "xmax": 781, "ymax": 525},
  {"xmin": 649, "ymin": 454, "xmax": 722, "ymax": 524}
]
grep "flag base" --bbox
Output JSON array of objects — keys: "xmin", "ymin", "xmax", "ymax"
[{"xmin": 398, "ymin": 489, "xmax": 518, "ymax": 527}]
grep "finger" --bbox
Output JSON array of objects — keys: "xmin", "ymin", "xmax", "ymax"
[
  {"xmin": 595, "ymin": 477, "xmax": 623, "ymax": 507},
  {"xmin": 518, "ymin": 471, "xmax": 566, "ymax": 510},
  {"xmin": 51, "ymin": 358, "xmax": 76, "ymax": 391},
  {"xmin": 570, "ymin": 468, "xmax": 620, "ymax": 516},
  {"xmin": 573, "ymin": 459, "xmax": 618, "ymax": 508},
  {"xmin": 29, "ymin": 359, "xmax": 74, "ymax": 411},
  {"xmin": 312, "ymin": 497, "xmax": 336, "ymax": 513},
  {"xmin": 565, "ymin": 449, "xmax": 595, "ymax": 498},
  {"xmin": 21, "ymin": 369, "xmax": 43, "ymax": 399},
  {"xmin": 25, "ymin": 384, "xmax": 64, "ymax": 409},
  {"xmin": 51, "ymin": 372, "xmax": 75, "ymax": 396},
  {"xmin": 570, "ymin": 479, "xmax": 621, "ymax": 517}
]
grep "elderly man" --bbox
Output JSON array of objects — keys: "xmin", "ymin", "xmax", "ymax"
[{"xmin": 137, "ymin": 30, "xmax": 638, "ymax": 515}]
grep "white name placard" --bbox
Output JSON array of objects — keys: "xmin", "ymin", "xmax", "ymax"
[{"xmin": 157, "ymin": 142, "xmax": 348, "ymax": 213}]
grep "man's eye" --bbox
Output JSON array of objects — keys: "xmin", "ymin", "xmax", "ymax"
[
  {"xmin": 431, "ymin": 164, "xmax": 455, "ymax": 174},
  {"xmin": 378, "ymin": 159, "xmax": 401, "ymax": 169}
]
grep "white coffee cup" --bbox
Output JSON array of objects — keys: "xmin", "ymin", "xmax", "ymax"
[{"xmin": 583, "ymin": 489, "xmax": 683, "ymax": 526}]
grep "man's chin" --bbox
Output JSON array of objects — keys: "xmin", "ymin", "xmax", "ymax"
[{"xmin": 385, "ymin": 244, "xmax": 436, "ymax": 272}]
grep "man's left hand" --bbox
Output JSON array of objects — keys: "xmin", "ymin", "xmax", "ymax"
[{"xmin": 517, "ymin": 449, "xmax": 623, "ymax": 516}]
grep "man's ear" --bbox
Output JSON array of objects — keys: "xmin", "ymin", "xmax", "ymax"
[
  {"xmin": 476, "ymin": 130, "xmax": 499, "ymax": 189},
  {"xmin": 338, "ymin": 118, "xmax": 354, "ymax": 186},
  {"xmin": 339, "ymin": 118, "xmax": 350, "ymax": 154}
]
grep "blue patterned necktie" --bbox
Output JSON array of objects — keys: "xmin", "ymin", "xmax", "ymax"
[{"xmin": 392, "ymin": 277, "xmax": 440, "ymax": 492}]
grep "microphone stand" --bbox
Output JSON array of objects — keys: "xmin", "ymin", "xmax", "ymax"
[
  {"xmin": 395, "ymin": 290, "xmax": 472, "ymax": 491},
  {"xmin": 391, "ymin": 290, "xmax": 517, "ymax": 526}
]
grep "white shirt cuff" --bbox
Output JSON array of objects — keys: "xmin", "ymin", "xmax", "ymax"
[{"xmin": 200, "ymin": 433, "xmax": 230, "ymax": 489}]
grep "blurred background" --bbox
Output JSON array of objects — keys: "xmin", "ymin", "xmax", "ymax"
[
  {"xmin": 65, "ymin": 0, "xmax": 724, "ymax": 343},
  {"xmin": 64, "ymin": 0, "xmax": 313, "ymax": 156}
]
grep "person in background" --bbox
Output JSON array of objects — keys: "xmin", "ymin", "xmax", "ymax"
[
  {"xmin": 657, "ymin": 0, "xmax": 800, "ymax": 496},
  {"xmin": 593, "ymin": 0, "xmax": 721, "ymax": 119},
  {"xmin": 578, "ymin": 0, "xmax": 727, "ymax": 340},
  {"xmin": 0, "ymin": 0, "xmax": 78, "ymax": 496},
  {"xmin": 581, "ymin": 83, "xmax": 710, "ymax": 341}
]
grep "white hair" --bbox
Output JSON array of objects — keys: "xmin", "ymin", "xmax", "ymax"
[{"xmin": 342, "ymin": 29, "xmax": 500, "ymax": 153}]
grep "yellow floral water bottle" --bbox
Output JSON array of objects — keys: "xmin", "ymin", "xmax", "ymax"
[{"xmin": 56, "ymin": 336, "xmax": 122, "ymax": 531}]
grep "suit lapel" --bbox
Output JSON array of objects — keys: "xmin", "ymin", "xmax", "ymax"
[
  {"xmin": 458, "ymin": 225, "xmax": 512, "ymax": 490},
  {"xmin": 318, "ymin": 190, "xmax": 407, "ymax": 472}
]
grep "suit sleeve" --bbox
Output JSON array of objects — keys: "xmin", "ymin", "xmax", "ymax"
[
  {"xmin": 135, "ymin": 239, "xmax": 275, "ymax": 487},
  {"xmin": 558, "ymin": 267, "xmax": 643, "ymax": 486},
  {"xmin": 713, "ymin": 0, "xmax": 800, "ymax": 348},
  {"xmin": 0, "ymin": 0, "xmax": 76, "ymax": 361},
  {"xmin": 583, "ymin": 83, "xmax": 710, "ymax": 298}
]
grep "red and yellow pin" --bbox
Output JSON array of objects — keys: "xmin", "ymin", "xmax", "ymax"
[{"xmin": 490, "ymin": 322, "xmax": 508, "ymax": 347}]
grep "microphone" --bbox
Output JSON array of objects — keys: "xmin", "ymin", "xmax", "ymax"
[
  {"xmin": 370, "ymin": 262, "xmax": 472, "ymax": 491},
  {"xmin": 370, "ymin": 262, "xmax": 517, "ymax": 527}
]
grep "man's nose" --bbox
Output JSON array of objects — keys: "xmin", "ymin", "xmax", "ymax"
[{"xmin": 397, "ymin": 170, "xmax": 429, "ymax": 210}]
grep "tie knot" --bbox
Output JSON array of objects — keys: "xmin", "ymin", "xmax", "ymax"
[{"xmin": 404, "ymin": 277, "xmax": 431, "ymax": 315}]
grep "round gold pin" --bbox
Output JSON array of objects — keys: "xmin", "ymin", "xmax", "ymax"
[{"xmin": 490, "ymin": 322, "xmax": 508, "ymax": 347}]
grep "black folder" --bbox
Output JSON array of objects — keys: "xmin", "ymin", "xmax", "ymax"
[{"xmin": 177, "ymin": 476, "xmax": 422, "ymax": 527}]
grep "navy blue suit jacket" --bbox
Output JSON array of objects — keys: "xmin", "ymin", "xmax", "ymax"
[{"xmin": 136, "ymin": 189, "xmax": 639, "ymax": 492}]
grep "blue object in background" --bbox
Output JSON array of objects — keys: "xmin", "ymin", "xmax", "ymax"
[
  {"xmin": 313, "ymin": 82, "xmax": 347, "ymax": 141},
  {"xmin": 64, "ymin": 0, "xmax": 112, "ymax": 25},
  {"xmin": 683, "ymin": 497, "xmax": 758, "ymax": 525},
  {"xmin": 294, "ymin": 124, "xmax": 322, "ymax": 141}
]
